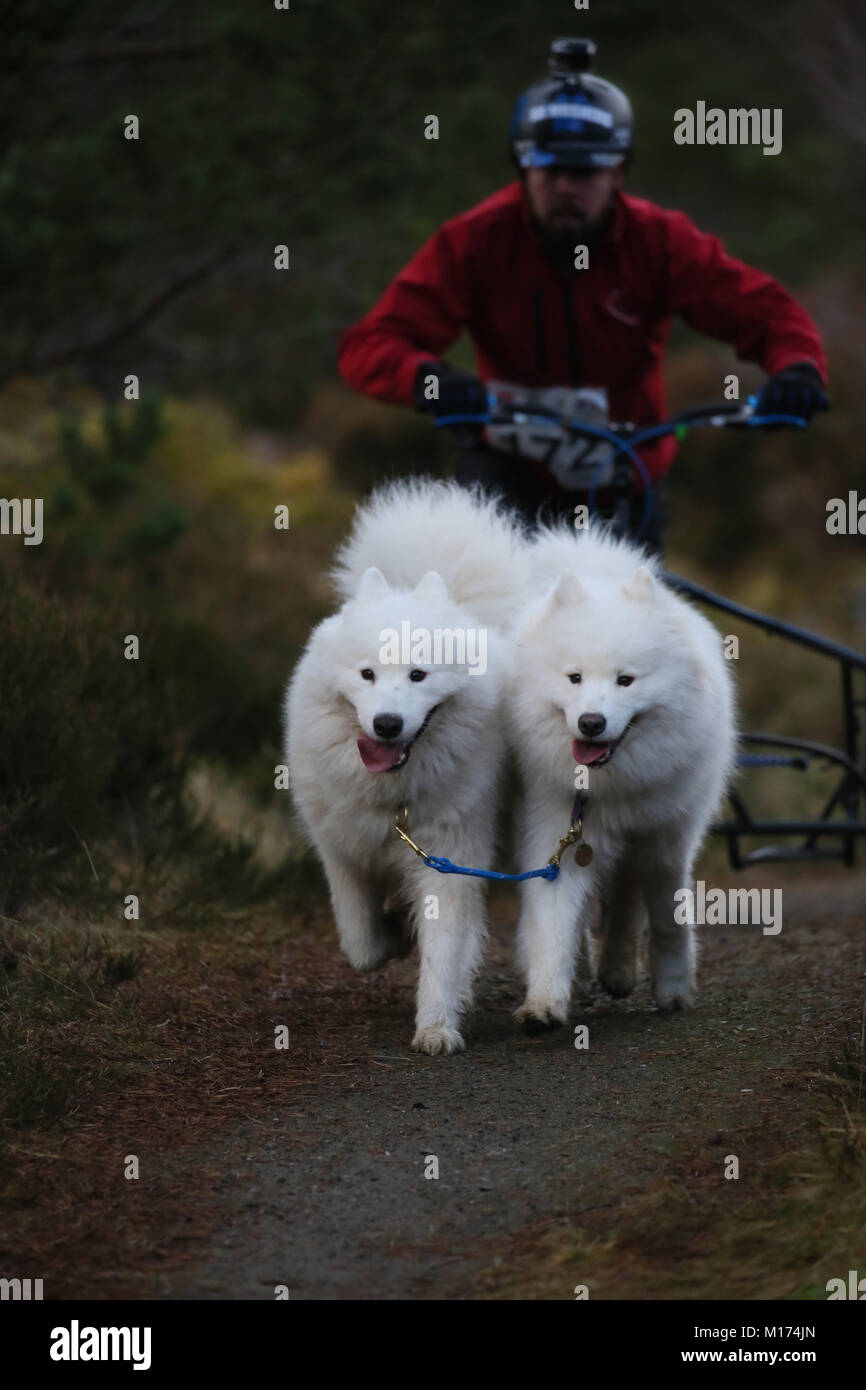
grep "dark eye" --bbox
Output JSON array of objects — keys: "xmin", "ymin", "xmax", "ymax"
[
  {"xmin": 617, "ymin": 675, "xmax": 635, "ymax": 687},
  {"xmin": 568, "ymin": 673, "xmax": 582, "ymax": 684},
  {"xmin": 409, "ymin": 669, "xmax": 427, "ymax": 682},
  {"xmin": 360, "ymin": 668, "xmax": 375, "ymax": 682}
]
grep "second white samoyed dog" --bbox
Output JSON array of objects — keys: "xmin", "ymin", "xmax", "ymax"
[
  {"xmin": 506, "ymin": 526, "xmax": 736, "ymax": 1028},
  {"xmin": 285, "ymin": 480, "xmax": 527, "ymax": 1055}
]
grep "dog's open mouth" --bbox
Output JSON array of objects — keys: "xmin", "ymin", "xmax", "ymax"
[
  {"xmin": 357, "ymin": 704, "xmax": 440, "ymax": 774},
  {"xmin": 572, "ymin": 717, "xmax": 638, "ymax": 768}
]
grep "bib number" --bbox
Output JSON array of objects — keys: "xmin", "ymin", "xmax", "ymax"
[{"xmin": 485, "ymin": 382, "xmax": 616, "ymax": 490}]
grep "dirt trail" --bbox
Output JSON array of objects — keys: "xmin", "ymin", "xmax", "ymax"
[{"xmin": 140, "ymin": 872, "xmax": 866, "ymax": 1300}]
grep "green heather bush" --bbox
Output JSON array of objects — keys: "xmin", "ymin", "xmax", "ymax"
[{"xmin": 0, "ymin": 570, "xmax": 181, "ymax": 907}]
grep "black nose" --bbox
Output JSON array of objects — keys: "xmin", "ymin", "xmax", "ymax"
[
  {"xmin": 373, "ymin": 713, "xmax": 404, "ymax": 739},
  {"xmin": 578, "ymin": 712, "xmax": 606, "ymax": 738}
]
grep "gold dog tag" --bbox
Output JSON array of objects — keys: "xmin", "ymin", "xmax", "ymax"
[{"xmin": 574, "ymin": 842, "xmax": 594, "ymax": 867}]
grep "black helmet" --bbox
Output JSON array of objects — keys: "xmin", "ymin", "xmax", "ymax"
[{"xmin": 510, "ymin": 38, "xmax": 633, "ymax": 170}]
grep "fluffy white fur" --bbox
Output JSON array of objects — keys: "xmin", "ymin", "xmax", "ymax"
[
  {"xmin": 505, "ymin": 525, "xmax": 737, "ymax": 1027},
  {"xmin": 286, "ymin": 480, "xmax": 527, "ymax": 1055}
]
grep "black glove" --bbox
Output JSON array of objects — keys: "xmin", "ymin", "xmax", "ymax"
[
  {"xmin": 413, "ymin": 361, "xmax": 488, "ymax": 421},
  {"xmin": 754, "ymin": 361, "xmax": 828, "ymax": 422}
]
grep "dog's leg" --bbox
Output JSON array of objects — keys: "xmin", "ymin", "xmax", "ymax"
[
  {"xmin": 638, "ymin": 838, "xmax": 696, "ymax": 1011},
  {"xmin": 409, "ymin": 866, "xmax": 486, "ymax": 1056},
  {"xmin": 598, "ymin": 851, "xmax": 644, "ymax": 998},
  {"xmin": 514, "ymin": 823, "xmax": 595, "ymax": 1030},
  {"xmin": 317, "ymin": 847, "xmax": 396, "ymax": 973}
]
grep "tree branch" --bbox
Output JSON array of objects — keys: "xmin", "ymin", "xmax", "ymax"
[
  {"xmin": 10, "ymin": 246, "xmax": 239, "ymax": 380},
  {"xmin": 48, "ymin": 39, "xmax": 212, "ymax": 65}
]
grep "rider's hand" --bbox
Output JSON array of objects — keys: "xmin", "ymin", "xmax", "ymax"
[
  {"xmin": 754, "ymin": 362, "xmax": 828, "ymax": 423},
  {"xmin": 413, "ymin": 362, "xmax": 488, "ymax": 421}
]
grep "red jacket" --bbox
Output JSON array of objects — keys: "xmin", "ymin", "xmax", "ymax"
[{"xmin": 337, "ymin": 183, "xmax": 827, "ymax": 482}]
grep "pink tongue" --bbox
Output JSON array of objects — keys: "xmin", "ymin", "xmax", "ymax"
[
  {"xmin": 357, "ymin": 735, "xmax": 406, "ymax": 773},
  {"xmin": 573, "ymin": 738, "xmax": 611, "ymax": 766}
]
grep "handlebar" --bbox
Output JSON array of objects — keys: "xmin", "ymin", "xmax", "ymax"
[
  {"xmin": 433, "ymin": 394, "xmax": 809, "ymax": 542},
  {"xmin": 434, "ymin": 394, "xmax": 809, "ymax": 438}
]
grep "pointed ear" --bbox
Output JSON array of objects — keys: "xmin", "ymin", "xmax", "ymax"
[
  {"xmin": 413, "ymin": 570, "xmax": 449, "ymax": 602},
  {"xmin": 622, "ymin": 565, "xmax": 655, "ymax": 602},
  {"xmin": 549, "ymin": 571, "xmax": 587, "ymax": 611},
  {"xmin": 357, "ymin": 566, "xmax": 390, "ymax": 601},
  {"xmin": 518, "ymin": 571, "xmax": 586, "ymax": 644}
]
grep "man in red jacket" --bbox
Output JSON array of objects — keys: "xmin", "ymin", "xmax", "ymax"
[{"xmin": 337, "ymin": 38, "xmax": 828, "ymax": 549}]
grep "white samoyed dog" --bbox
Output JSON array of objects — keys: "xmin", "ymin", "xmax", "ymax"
[
  {"xmin": 285, "ymin": 480, "xmax": 527, "ymax": 1055},
  {"xmin": 505, "ymin": 525, "xmax": 736, "ymax": 1028}
]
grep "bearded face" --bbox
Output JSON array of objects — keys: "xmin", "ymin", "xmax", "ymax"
[{"xmin": 524, "ymin": 164, "xmax": 623, "ymax": 268}]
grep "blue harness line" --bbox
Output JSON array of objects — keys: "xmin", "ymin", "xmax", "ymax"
[
  {"xmin": 403, "ymin": 853, "xmax": 559, "ymax": 883},
  {"xmin": 393, "ymin": 794, "xmax": 589, "ymax": 883}
]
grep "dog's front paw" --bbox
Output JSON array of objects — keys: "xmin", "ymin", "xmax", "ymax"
[
  {"xmin": 411, "ymin": 1024, "xmax": 465, "ymax": 1056},
  {"xmin": 343, "ymin": 914, "xmax": 414, "ymax": 974},
  {"xmin": 652, "ymin": 962, "xmax": 694, "ymax": 1012},
  {"xmin": 344, "ymin": 942, "xmax": 392, "ymax": 973},
  {"xmin": 598, "ymin": 960, "xmax": 638, "ymax": 998},
  {"xmin": 515, "ymin": 999, "xmax": 568, "ymax": 1034}
]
